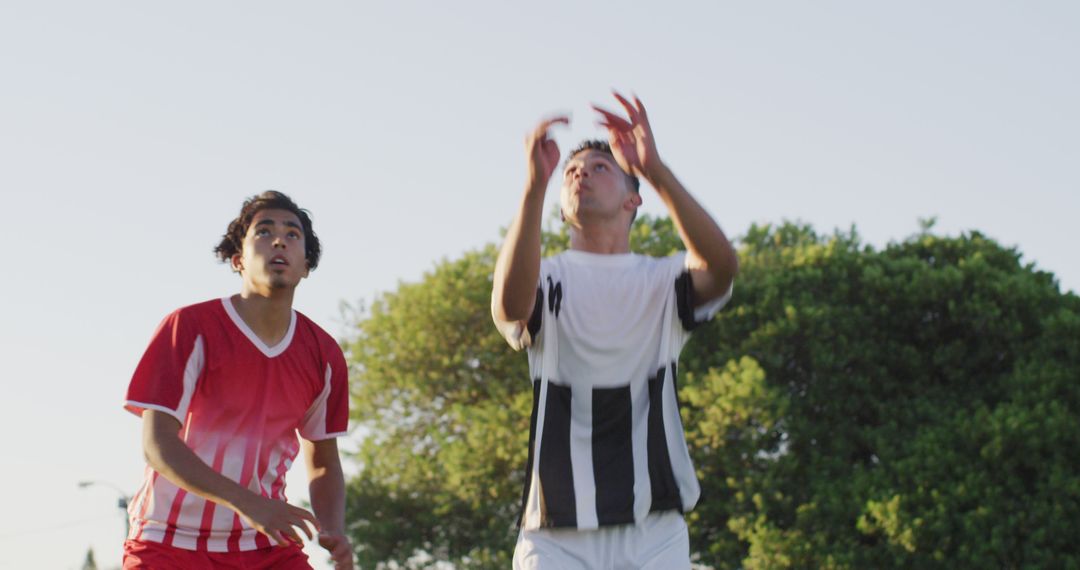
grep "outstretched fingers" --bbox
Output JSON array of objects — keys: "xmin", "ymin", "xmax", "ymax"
[
  {"xmin": 527, "ymin": 115, "xmax": 570, "ymax": 153},
  {"xmin": 633, "ymin": 94, "xmax": 648, "ymax": 120},
  {"xmin": 614, "ymin": 91, "xmax": 651, "ymax": 126},
  {"xmin": 592, "ymin": 105, "xmax": 633, "ymax": 132},
  {"xmin": 612, "ymin": 91, "xmax": 638, "ymax": 119},
  {"xmin": 526, "ymin": 115, "xmax": 570, "ymax": 186},
  {"xmin": 533, "ymin": 116, "xmax": 570, "ymax": 137}
]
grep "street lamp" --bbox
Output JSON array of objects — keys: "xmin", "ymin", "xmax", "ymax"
[{"xmin": 78, "ymin": 480, "xmax": 131, "ymax": 538}]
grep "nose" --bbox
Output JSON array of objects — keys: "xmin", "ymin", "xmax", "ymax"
[{"xmin": 272, "ymin": 234, "xmax": 287, "ymax": 248}]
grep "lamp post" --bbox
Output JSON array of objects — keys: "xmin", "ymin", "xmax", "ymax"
[{"xmin": 78, "ymin": 480, "xmax": 130, "ymax": 538}]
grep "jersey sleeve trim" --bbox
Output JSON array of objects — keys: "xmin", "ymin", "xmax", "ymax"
[
  {"xmin": 298, "ymin": 363, "xmax": 333, "ymax": 440},
  {"xmin": 124, "ymin": 400, "xmax": 185, "ymax": 422},
  {"xmin": 304, "ymin": 430, "xmax": 350, "ymax": 441},
  {"xmin": 298, "ymin": 356, "xmax": 348, "ymax": 440},
  {"xmin": 125, "ymin": 331, "xmax": 205, "ymax": 423}
]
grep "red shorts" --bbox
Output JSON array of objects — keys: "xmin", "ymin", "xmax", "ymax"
[{"xmin": 123, "ymin": 539, "xmax": 312, "ymax": 570}]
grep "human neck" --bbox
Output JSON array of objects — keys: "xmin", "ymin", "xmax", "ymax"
[
  {"xmin": 230, "ymin": 288, "xmax": 295, "ymax": 346},
  {"xmin": 568, "ymin": 222, "xmax": 631, "ymax": 254}
]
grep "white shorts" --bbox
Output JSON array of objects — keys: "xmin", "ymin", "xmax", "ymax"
[{"xmin": 513, "ymin": 511, "xmax": 690, "ymax": 570}]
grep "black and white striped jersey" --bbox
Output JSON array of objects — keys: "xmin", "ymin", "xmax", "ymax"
[{"xmin": 501, "ymin": 250, "xmax": 731, "ymax": 530}]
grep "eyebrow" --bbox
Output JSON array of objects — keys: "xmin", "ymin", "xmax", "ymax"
[
  {"xmin": 254, "ymin": 218, "xmax": 303, "ymax": 230},
  {"xmin": 565, "ymin": 153, "xmax": 618, "ymax": 172}
]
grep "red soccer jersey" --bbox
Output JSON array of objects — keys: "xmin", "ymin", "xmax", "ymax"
[{"xmin": 124, "ymin": 298, "xmax": 349, "ymax": 552}]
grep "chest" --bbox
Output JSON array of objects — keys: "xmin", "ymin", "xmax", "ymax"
[
  {"xmin": 552, "ymin": 269, "xmax": 669, "ymax": 343},
  {"xmin": 193, "ymin": 340, "xmax": 325, "ymax": 424},
  {"xmin": 544, "ymin": 268, "xmax": 673, "ymax": 386}
]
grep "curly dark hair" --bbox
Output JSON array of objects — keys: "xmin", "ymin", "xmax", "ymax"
[
  {"xmin": 566, "ymin": 140, "xmax": 640, "ymax": 193},
  {"xmin": 214, "ymin": 191, "xmax": 322, "ymax": 271}
]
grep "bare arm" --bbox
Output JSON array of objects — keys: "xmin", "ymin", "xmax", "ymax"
[
  {"xmin": 595, "ymin": 93, "xmax": 738, "ymax": 303},
  {"xmin": 644, "ymin": 163, "xmax": 738, "ymax": 303},
  {"xmin": 303, "ymin": 438, "xmax": 354, "ymax": 569},
  {"xmin": 492, "ymin": 117, "xmax": 568, "ymax": 329},
  {"xmin": 142, "ymin": 409, "xmax": 319, "ymax": 545}
]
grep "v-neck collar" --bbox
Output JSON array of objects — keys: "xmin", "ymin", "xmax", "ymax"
[{"xmin": 221, "ymin": 297, "xmax": 296, "ymax": 358}]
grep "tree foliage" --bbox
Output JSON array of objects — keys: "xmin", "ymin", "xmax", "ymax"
[{"xmin": 341, "ymin": 216, "xmax": 1080, "ymax": 569}]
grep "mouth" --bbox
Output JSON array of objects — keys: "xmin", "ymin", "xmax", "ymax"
[{"xmin": 270, "ymin": 255, "xmax": 289, "ymax": 267}]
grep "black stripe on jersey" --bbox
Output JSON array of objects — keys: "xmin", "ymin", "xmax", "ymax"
[
  {"xmin": 647, "ymin": 365, "xmax": 683, "ymax": 513},
  {"xmin": 547, "ymin": 277, "xmax": 563, "ymax": 318},
  {"xmin": 526, "ymin": 286, "xmax": 543, "ymax": 339},
  {"xmin": 675, "ymin": 270, "xmax": 701, "ymax": 331},
  {"xmin": 672, "ymin": 362, "xmax": 683, "ymax": 410},
  {"xmin": 592, "ymin": 385, "xmax": 636, "ymax": 525},
  {"xmin": 518, "ymin": 379, "xmax": 542, "ymax": 528},
  {"xmin": 539, "ymin": 381, "xmax": 577, "ymax": 527}
]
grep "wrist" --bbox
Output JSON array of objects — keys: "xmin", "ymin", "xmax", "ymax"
[
  {"xmin": 524, "ymin": 179, "xmax": 549, "ymax": 200},
  {"xmin": 225, "ymin": 488, "xmax": 261, "ymax": 515},
  {"xmin": 642, "ymin": 162, "xmax": 673, "ymax": 188}
]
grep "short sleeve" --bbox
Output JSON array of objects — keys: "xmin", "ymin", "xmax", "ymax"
[
  {"xmin": 675, "ymin": 270, "xmax": 733, "ymax": 332},
  {"xmin": 124, "ymin": 309, "xmax": 205, "ymax": 423},
  {"xmin": 299, "ymin": 344, "xmax": 350, "ymax": 440}
]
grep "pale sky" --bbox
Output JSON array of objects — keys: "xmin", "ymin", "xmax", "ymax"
[{"xmin": 1, "ymin": 2, "xmax": 1076, "ymax": 568}]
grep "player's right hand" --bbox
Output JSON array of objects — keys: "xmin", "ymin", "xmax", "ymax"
[
  {"xmin": 525, "ymin": 116, "xmax": 569, "ymax": 191},
  {"xmin": 237, "ymin": 494, "xmax": 320, "ymax": 546}
]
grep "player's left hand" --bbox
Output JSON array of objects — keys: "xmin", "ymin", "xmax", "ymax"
[
  {"xmin": 318, "ymin": 531, "xmax": 355, "ymax": 570},
  {"xmin": 592, "ymin": 91, "xmax": 663, "ymax": 180}
]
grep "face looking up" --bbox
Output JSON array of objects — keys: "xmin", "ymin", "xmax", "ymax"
[
  {"xmin": 231, "ymin": 208, "xmax": 310, "ymax": 292},
  {"xmin": 560, "ymin": 149, "xmax": 639, "ymax": 225}
]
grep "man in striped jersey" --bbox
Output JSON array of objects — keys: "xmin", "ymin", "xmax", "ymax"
[
  {"xmin": 492, "ymin": 93, "xmax": 739, "ymax": 569},
  {"xmin": 123, "ymin": 191, "xmax": 354, "ymax": 569}
]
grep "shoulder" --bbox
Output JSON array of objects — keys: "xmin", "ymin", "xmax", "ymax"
[
  {"xmin": 176, "ymin": 298, "xmax": 225, "ymax": 317},
  {"xmin": 294, "ymin": 311, "xmax": 345, "ymax": 358},
  {"xmin": 157, "ymin": 298, "xmax": 224, "ymax": 329},
  {"xmin": 540, "ymin": 252, "xmax": 564, "ymax": 271},
  {"xmin": 638, "ymin": 252, "xmax": 687, "ymax": 278}
]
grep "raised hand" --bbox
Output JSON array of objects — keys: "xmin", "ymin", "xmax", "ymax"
[
  {"xmin": 525, "ymin": 116, "xmax": 570, "ymax": 189},
  {"xmin": 237, "ymin": 494, "xmax": 320, "ymax": 546},
  {"xmin": 592, "ymin": 92, "xmax": 662, "ymax": 180}
]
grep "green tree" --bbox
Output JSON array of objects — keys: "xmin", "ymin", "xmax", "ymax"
[
  {"xmin": 343, "ymin": 243, "xmax": 524, "ymax": 568},
  {"xmin": 342, "ymin": 217, "xmax": 1080, "ymax": 569},
  {"xmin": 681, "ymin": 223, "xmax": 1080, "ymax": 569}
]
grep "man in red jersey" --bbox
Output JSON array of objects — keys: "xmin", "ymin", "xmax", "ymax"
[{"xmin": 123, "ymin": 191, "xmax": 354, "ymax": 569}]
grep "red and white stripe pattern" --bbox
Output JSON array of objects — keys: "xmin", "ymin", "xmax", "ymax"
[{"xmin": 124, "ymin": 299, "xmax": 349, "ymax": 551}]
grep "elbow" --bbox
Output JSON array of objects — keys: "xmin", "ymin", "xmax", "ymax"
[
  {"xmin": 705, "ymin": 247, "xmax": 739, "ymax": 286},
  {"xmin": 141, "ymin": 416, "xmax": 180, "ymax": 474},
  {"xmin": 492, "ymin": 292, "xmax": 530, "ymax": 324},
  {"xmin": 142, "ymin": 439, "xmax": 166, "ymax": 473},
  {"xmin": 498, "ymin": 303, "xmax": 532, "ymax": 324}
]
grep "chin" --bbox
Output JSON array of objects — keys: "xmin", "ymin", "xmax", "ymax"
[{"xmin": 268, "ymin": 277, "xmax": 294, "ymax": 290}]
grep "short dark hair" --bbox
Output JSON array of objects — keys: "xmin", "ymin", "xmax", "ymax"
[
  {"xmin": 566, "ymin": 140, "xmax": 640, "ymax": 193},
  {"xmin": 214, "ymin": 191, "xmax": 322, "ymax": 271}
]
